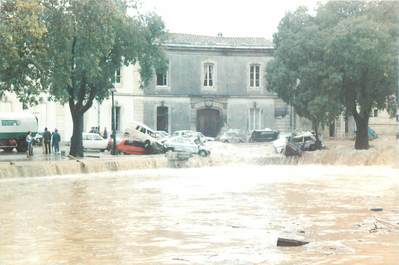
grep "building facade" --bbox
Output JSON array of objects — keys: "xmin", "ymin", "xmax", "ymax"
[
  {"xmin": 0, "ymin": 63, "xmax": 141, "ymax": 142},
  {"xmin": 135, "ymin": 33, "xmax": 291, "ymax": 137}
]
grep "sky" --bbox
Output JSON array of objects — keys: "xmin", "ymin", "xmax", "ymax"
[{"xmin": 141, "ymin": 0, "xmax": 321, "ymax": 39}]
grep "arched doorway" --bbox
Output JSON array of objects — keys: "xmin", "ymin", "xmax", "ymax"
[{"xmin": 196, "ymin": 108, "xmax": 221, "ymax": 137}]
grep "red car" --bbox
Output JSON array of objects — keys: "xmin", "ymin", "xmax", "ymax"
[{"xmin": 116, "ymin": 139, "xmax": 146, "ymax": 155}]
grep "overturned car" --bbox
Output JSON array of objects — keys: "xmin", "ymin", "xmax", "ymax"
[{"xmin": 274, "ymin": 131, "xmax": 323, "ymax": 156}]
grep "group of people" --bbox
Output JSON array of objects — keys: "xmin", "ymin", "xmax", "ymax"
[
  {"xmin": 25, "ymin": 127, "xmax": 61, "ymax": 157},
  {"xmin": 42, "ymin": 128, "xmax": 61, "ymax": 154}
]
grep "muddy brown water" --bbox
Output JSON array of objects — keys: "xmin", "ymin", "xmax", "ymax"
[{"xmin": 0, "ymin": 165, "xmax": 398, "ymax": 265}]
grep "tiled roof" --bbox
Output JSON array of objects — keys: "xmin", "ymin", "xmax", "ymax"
[{"xmin": 165, "ymin": 33, "xmax": 273, "ymax": 49}]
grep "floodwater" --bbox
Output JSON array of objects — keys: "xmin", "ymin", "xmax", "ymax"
[{"xmin": 0, "ymin": 165, "xmax": 398, "ymax": 265}]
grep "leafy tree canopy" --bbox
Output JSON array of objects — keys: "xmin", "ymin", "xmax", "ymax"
[
  {"xmin": 0, "ymin": 0, "xmax": 47, "ymax": 105},
  {"xmin": 267, "ymin": 1, "xmax": 398, "ymax": 149},
  {"xmin": 0, "ymin": 0, "xmax": 167, "ymax": 156}
]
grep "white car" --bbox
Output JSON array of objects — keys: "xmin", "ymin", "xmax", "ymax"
[
  {"xmin": 172, "ymin": 130, "xmax": 214, "ymax": 143},
  {"xmin": 163, "ymin": 136, "xmax": 210, "ymax": 157},
  {"xmin": 82, "ymin": 132, "xmax": 108, "ymax": 152},
  {"xmin": 273, "ymin": 132, "xmax": 292, "ymax": 153},
  {"xmin": 124, "ymin": 122, "xmax": 158, "ymax": 146}
]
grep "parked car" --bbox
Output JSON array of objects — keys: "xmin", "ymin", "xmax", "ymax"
[
  {"xmin": 199, "ymin": 132, "xmax": 215, "ymax": 142},
  {"xmin": 155, "ymin": 130, "xmax": 169, "ymax": 139},
  {"xmin": 172, "ymin": 130, "xmax": 214, "ymax": 143},
  {"xmin": 218, "ymin": 129, "xmax": 246, "ymax": 143},
  {"xmin": 272, "ymin": 132, "xmax": 292, "ymax": 153},
  {"xmin": 116, "ymin": 139, "xmax": 146, "ymax": 155},
  {"xmin": 82, "ymin": 132, "xmax": 108, "ymax": 152},
  {"xmin": 163, "ymin": 136, "xmax": 210, "ymax": 157},
  {"xmin": 107, "ymin": 133, "xmax": 124, "ymax": 151},
  {"xmin": 172, "ymin": 130, "xmax": 197, "ymax": 138},
  {"xmin": 124, "ymin": 122, "xmax": 157, "ymax": 146},
  {"xmin": 249, "ymin": 128, "xmax": 279, "ymax": 142}
]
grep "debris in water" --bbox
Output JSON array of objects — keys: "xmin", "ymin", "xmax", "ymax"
[
  {"xmin": 172, "ymin": 257, "xmax": 189, "ymax": 262},
  {"xmin": 369, "ymin": 223, "xmax": 379, "ymax": 233},
  {"xmin": 370, "ymin": 208, "xmax": 383, "ymax": 212},
  {"xmin": 277, "ymin": 237, "xmax": 309, "ymax": 247}
]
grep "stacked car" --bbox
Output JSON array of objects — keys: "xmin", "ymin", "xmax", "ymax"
[{"xmin": 272, "ymin": 131, "xmax": 324, "ymax": 156}]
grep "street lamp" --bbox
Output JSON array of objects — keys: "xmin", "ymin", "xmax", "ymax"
[{"xmin": 111, "ymin": 87, "xmax": 117, "ymax": 155}]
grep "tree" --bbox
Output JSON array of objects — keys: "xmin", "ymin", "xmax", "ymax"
[
  {"xmin": 0, "ymin": 0, "xmax": 47, "ymax": 105},
  {"xmin": 266, "ymin": 7, "xmax": 341, "ymax": 141},
  {"xmin": 44, "ymin": 0, "xmax": 166, "ymax": 157},
  {"xmin": 1, "ymin": 0, "xmax": 167, "ymax": 157},
  {"xmin": 268, "ymin": 2, "xmax": 398, "ymax": 150},
  {"xmin": 319, "ymin": 1, "xmax": 398, "ymax": 149}
]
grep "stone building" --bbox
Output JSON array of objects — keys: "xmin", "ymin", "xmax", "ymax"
[
  {"xmin": 136, "ymin": 33, "xmax": 290, "ymax": 137},
  {"xmin": 0, "ymin": 63, "xmax": 141, "ymax": 142}
]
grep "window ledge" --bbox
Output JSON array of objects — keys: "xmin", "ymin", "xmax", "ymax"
[
  {"xmin": 202, "ymin": 86, "xmax": 217, "ymax": 91},
  {"xmin": 156, "ymin": 85, "xmax": 170, "ymax": 90}
]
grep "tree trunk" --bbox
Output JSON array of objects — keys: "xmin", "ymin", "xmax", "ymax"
[
  {"xmin": 312, "ymin": 120, "xmax": 322, "ymax": 150},
  {"xmin": 70, "ymin": 110, "xmax": 84, "ymax": 157},
  {"xmin": 354, "ymin": 114, "xmax": 369, "ymax": 150}
]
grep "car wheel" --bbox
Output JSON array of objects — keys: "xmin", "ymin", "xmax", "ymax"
[
  {"xmin": 166, "ymin": 147, "xmax": 174, "ymax": 152},
  {"xmin": 223, "ymin": 140, "xmax": 229, "ymax": 143},
  {"xmin": 198, "ymin": 150, "xmax": 208, "ymax": 157},
  {"xmin": 3, "ymin": 147, "xmax": 14, "ymax": 152},
  {"xmin": 144, "ymin": 140, "xmax": 151, "ymax": 148}
]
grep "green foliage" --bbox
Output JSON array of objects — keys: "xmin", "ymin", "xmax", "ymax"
[
  {"xmin": 42, "ymin": 0, "xmax": 166, "ymax": 107},
  {"xmin": 266, "ymin": 7, "xmax": 341, "ymax": 134},
  {"xmin": 1, "ymin": 0, "xmax": 166, "ymax": 156},
  {"xmin": 0, "ymin": 0, "xmax": 47, "ymax": 105},
  {"xmin": 0, "ymin": 0, "xmax": 166, "ymax": 107},
  {"xmin": 267, "ymin": 1, "xmax": 398, "ymax": 148}
]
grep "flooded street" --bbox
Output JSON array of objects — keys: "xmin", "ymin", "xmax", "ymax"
[{"xmin": 0, "ymin": 165, "xmax": 398, "ymax": 265}]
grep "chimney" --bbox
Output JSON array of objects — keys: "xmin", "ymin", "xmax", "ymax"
[{"xmin": 217, "ymin": 32, "xmax": 223, "ymax": 37}]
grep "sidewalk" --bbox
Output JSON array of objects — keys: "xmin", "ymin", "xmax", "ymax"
[{"xmin": 0, "ymin": 146, "xmax": 113, "ymax": 162}]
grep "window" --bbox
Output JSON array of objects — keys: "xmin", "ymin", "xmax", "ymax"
[
  {"xmin": 249, "ymin": 108, "xmax": 262, "ymax": 131},
  {"xmin": 249, "ymin": 64, "xmax": 260, "ymax": 88},
  {"xmin": 1, "ymin": 120, "xmax": 20, "ymax": 126},
  {"xmin": 203, "ymin": 63, "xmax": 214, "ymax": 87},
  {"xmin": 156, "ymin": 72, "xmax": 168, "ymax": 86},
  {"xmin": 115, "ymin": 68, "xmax": 121, "ymax": 83}
]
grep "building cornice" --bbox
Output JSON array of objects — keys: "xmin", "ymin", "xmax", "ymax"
[{"xmin": 163, "ymin": 44, "xmax": 274, "ymax": 55}]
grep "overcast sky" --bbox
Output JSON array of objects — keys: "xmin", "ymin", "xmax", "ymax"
[{"xmin": 141, "ymin": 0, "xmax": 321, "ymax": 39}]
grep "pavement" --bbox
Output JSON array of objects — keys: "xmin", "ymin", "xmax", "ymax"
[{"xmin": 0, "ymin": 145, "xmax": 110, "ymax": 162}]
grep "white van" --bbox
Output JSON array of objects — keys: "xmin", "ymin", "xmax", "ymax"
[
  {"xmin": 0, "ymin": 112, "xmax": 38, "ymax": 152},
  {"xmin": 124, "ymin": 122, "xmax": 158, "ymax": 146}
]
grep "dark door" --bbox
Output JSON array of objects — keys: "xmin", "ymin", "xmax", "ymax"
[
  {"xmin": 156, "ymin": 106, "xmax": 169, "ymax": 132},
  {"xmin": 196, "ymin": 109, "xmax": 221, "ymax": 137}
]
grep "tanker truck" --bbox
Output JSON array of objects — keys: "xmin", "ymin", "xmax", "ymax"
[{"xmin": 0, "ymin": 112, "xmax": 38, "ymax": 152}]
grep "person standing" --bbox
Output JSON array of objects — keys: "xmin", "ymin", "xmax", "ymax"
[
  {"xmin": 26, "ymin": 131, "xmax": 33, "ymax": 157},
  {"xmin": 43, "ymin": 127, "xmax": 52, "ymax": 154},
  {"xmin": 103, "ymin": 127, "xmax": 108, "ymax": 139},
  {"xmin": 52, "ymin": 129, "xmax": 61, "ymax": 153}
]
